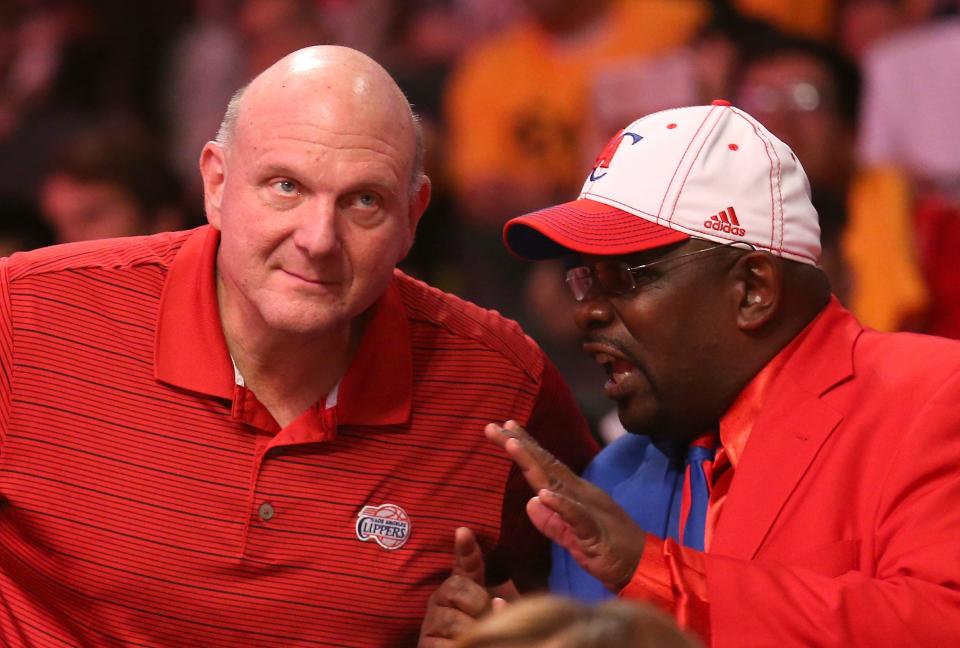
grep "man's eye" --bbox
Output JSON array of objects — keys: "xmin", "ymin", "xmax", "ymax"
[
  {"xmin": 272, "ymin": 179, "xmax": 298, "ymax": 195},
  {"xmin": 354, "ymin": 192, "xmax": 379, "ymax": 208},
  {"xmin": 628, "ymin": 267, "xmax": 661, "ymax": 289}
]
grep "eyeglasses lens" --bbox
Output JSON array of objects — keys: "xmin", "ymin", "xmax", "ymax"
[{"xmin": 565, "ymin": 263, "xmax": 634, "ymax": 301}]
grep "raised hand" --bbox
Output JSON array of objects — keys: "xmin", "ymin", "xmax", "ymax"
[
  {"xmin": 418, "ymin": 527, "xmax": 494, "ymax": 647},
  {"xmin": 485, "ymin": 420, "xmax": 646, "ymax": 593}
]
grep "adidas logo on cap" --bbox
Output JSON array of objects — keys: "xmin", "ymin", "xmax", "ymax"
[{"xmin": 704, "ymin": 207, "xmax": 746, "ymax": 237}]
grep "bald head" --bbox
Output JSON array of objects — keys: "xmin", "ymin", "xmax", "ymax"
[{"xmin": 215, "ymin": 46, "xmax": 425, "ymax": 195}]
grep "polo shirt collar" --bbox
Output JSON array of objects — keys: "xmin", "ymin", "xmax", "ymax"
[
  {"xmin": 154, "ymin": 225, "xmax": 412, "ymax": 426},
  {"xmin": 336, "ymin": 274, "xmax": 412, "ymax": 426}
]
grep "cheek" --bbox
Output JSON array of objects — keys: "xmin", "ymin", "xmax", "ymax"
[
  {"xmin": 345, "ymin": 219, "xmax": 410, "ymax": 270},
  {"xmin": 622, "ymin": 297, "xmax": 716, "ymax": 370},
  {"xmin": 221, "ymin": 204, "xmax": 287, "ymax": 256}
]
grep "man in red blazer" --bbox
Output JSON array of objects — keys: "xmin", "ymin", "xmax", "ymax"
[{"xmin": 419, "ymin": 101, "xmax": 960, "ymax": 647}]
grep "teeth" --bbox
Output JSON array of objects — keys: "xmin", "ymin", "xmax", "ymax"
[
  {"xmin": 592, "ymin": 351, "xmax": 636, "ymax": 382},
  {"xmin": 594, "ymin": 353, "xmax": 616, "ymax": 366}
]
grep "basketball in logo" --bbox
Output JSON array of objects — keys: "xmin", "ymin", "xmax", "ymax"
[{"xmin": 355, "ymin": 503, "xmax": 412, "ymax": 550}]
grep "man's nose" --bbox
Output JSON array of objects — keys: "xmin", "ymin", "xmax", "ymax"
[
  {"xmin": 574, "ymin": 297, "xmax": 616, "ymax": 332},
  {"xmin": 292, "ymin": 200, "xmax": 341, "ymax": 257}
]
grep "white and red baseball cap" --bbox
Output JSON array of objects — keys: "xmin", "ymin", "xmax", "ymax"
[{"xmin": 503, "ymin": 100, "xmax": 821, "ymax": 265}]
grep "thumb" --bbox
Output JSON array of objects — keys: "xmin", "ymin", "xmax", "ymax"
[{"xmin": 452, "ymin": 526, "xmax": 485, "ymax": 585}]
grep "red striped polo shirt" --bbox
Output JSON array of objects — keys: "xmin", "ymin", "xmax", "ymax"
[{"xmin": 0, "ymin": 226, "xmax": 597, "ymax": 647}]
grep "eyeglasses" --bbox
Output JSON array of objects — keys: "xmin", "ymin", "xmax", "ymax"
[{"xmin": 565, "ymin": 242, "xmax": 752, "ymax": 302}]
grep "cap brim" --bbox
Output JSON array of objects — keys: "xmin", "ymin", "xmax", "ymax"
[{"xmin": 503, "ymin": 198, "xmax": 690, "ymax": 260}]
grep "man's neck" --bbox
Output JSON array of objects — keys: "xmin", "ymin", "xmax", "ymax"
[{"xmin": 220, "ymin": 301, "xmax": 363, "ymax": 429}]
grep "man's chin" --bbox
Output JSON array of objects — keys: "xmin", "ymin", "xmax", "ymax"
[
  {"xmin": 261, "ymin": 308, "xmax": 347, "ymax": 337},
  {"xmin": 616, "ymin": 407, "xmax": 698, "ymax": 447},
  {"xmin": 614, "ymin": 405, "xmax": 656, "ymax": 438}
]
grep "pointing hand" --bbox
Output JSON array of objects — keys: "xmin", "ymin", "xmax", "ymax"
[{"xmin": 485, "ymin": 420, "xmax": 646, "ymax": 593}]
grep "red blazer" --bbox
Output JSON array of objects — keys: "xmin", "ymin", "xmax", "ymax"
[{"xmin": 704, "ymin": 299, "xmax": 960, "ymax": 646}]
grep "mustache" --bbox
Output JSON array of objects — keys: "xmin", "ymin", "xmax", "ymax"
[{"xmin": 581, "ymin": 333, "xmax": 633, "ymax": 359}]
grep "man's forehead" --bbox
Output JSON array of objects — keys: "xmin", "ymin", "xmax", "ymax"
[{"xmin": 236, "ymin": 84, "xmax": 412, "ymax": 155}]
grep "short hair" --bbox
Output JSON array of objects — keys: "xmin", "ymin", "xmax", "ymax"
[
  {"xmin": 452, "ymin": 595, "xmax": 701, "ymax": 648},
  {"xmin": 214, "ymin": 84, "xmax": 247, "ymax": 149},
  {"xmin": 214, "ymin": 85, "xmax": 427, "ymax": 197}
]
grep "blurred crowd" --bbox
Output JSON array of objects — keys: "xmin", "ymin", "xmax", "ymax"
[{"xmin": 2, "ymin": 0, "xmax": 959, "ymax": 436}]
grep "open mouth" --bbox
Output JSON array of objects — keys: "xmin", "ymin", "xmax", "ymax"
[
  {"xmin": 585, "ymin": 342, "xmax": 641, "ymax": 400},
  {"xmin": 595, "ymin": 352, "xmax": 636, "ymax": 386}
]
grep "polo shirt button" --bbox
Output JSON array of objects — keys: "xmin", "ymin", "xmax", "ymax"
[{"xmin": 258, "ymin": 502, "xmax": 275, "ymax": 521}]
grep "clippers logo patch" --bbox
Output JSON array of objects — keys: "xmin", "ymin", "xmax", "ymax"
[
  {"xmin": 356, "ymin": 503, "xmax": 411, "ymax": 550},
  {"xmin": 589, "ymin": 130, "xmax": 643, "ymax": 181},
  {"xmin": 704, "ymin": 206, "xmax": 746, "ymax": 236}
]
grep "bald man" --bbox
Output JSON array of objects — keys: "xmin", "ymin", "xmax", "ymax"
[{"xmin": 0, "ymin": 46, "xmax": 596, "ymax": 647}]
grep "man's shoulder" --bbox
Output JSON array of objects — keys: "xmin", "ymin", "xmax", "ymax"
[
  {"xmin": 788, "ymin": 301, "xmax": 960, "ymax": 394},
  {"xmin": 391, "ymin": 270, "xmax": 545, "ymax": 381},
  {"xmin": 4, "ymin": 229, "xmax": 197, "ymax": 284},
  {"xmin": 838, "ymin": 328, "xmax": 960, "ymax": 405},
  {"xmin": 857, "ymin": 328, "xmax": 960, "ymax": 376}
]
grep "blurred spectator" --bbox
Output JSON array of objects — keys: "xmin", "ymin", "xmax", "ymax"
[
  {"xmin": 735, "ymin": 34, "xmax": 928, "ymax": 330},
  {"xmin": 0, "ymin": 1, "xmax": 103, "ymax": 205},
  {"xmin": 858, "ymin": 5, "xmax": 960, "ymax": 335},
  {"xmin": 0, "ymin": 1, "xmax": 189, "ymax": 205},
  {"xmin": 38, "ymin": 131, "xmax": 188, "ymax": 244},
  {"xmin": 452, "ymin": 595, "xmax": 701, "ymax": 648},
  {"xmin": 163, "ymin": 0, "xmax": 244, "ymax": 202}
]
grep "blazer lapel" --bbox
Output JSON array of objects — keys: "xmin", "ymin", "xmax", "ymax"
[
  {"xmin": 710, "ymin": 299, "xmax": 861, "ymax": 559},
  {"xmin": 711, "ymin": 378, "xmax": 843, "ymax": 558}
]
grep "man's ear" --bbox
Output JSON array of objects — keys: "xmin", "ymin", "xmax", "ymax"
[
  {"xmin": 401, "ymin": 175, "xmax": 431, "ymax": 258},
  {"xmin": 733, "ymin": 252, "xmax": 781, "ymax": 331},
  {"xmin": 199, "ymin": 142, "xmax": 227, "ymax": 230}
]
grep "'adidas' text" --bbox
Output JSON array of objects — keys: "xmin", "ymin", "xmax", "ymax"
[{"xmin": 704, "ymin": 207, "xmax": 746, "ymax": 237}]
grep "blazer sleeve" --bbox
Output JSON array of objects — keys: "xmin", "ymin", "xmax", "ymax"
[{"xmin": 623, "ymin": 367, "xmax": 960, "ymax": 647}]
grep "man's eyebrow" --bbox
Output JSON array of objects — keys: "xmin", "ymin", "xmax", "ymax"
[{"xmin": 256, "ymin": 163, "xmax": 299, "ymax": 178}]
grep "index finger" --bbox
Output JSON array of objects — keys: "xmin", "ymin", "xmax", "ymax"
[{"xmin": 484, "ymin": 420, "xmax": 579, "ymax": 494}]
